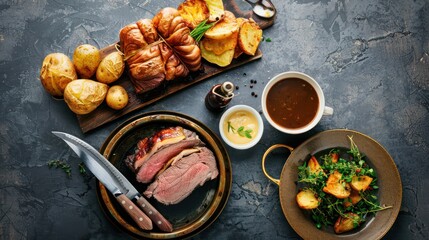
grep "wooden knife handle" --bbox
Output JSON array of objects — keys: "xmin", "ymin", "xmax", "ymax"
[
  {"xmin": 115, "ymin": 194, "xmax": 153, "ymax": 230},
  {"xmin": 135, "ymin": 196, "xmax": 173, "ymax": 232}
]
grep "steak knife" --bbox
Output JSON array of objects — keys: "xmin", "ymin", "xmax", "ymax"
[
  {"xmin": 52, "ymin": 131, "xmax": 173, "ymax": 232},
  {"xmin": 52, "ymin": 131, "xmax": 152, "ymax": 230}
]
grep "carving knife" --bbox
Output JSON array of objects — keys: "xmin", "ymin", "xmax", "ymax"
[
  {"xmin": 52, "ymin": 131, "xmax": 152, "ymax": 230},
  {"xmin": 52, "ymin": 131, "xmax": 173, "ymax": 232}
]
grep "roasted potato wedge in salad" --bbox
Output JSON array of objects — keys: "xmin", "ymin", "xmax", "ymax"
[
  {"xmin": 350, "ymin": 175, "xmax": 373, "ymax": 191},
  {"xmin": 296, "ymin": 189, "xmax": 320, "ymax": 210},
  {"xmin": 334, "ymin": 213, "xmax": 361, "ymax": 234},
  {"xmin": 343, "ymin": 189, "xmax": 362, "ymax": 208},
  {"xmin": 308, "ymin": 156, "xmax": 323, "ymax": 174},
  {"xmin": 323, "ymin": 171, "xmax": 351, "ymax": 199}
]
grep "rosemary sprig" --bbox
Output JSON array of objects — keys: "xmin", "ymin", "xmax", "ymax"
[
  {"xmin": 190, "ymin": 19, "xmax": 215, "ymax": 42},
  {"xmin": 227, "ymin": 121, "xmax": 236, "ymax": 133}
]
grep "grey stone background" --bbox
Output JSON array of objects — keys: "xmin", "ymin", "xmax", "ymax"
[{"xmin": 0, "ymin": 0, "xmax": 428, "ymax": 239}]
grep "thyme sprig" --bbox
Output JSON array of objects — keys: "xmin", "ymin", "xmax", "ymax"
[
  {"xmin": 47, "ymin": 159, "xmax": 72, "ymax": 177},
  {"xmin": 47, "ymin": 160, "xmax": 87, "ymax": 177}
]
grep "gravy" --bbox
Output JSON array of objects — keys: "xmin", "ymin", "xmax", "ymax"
[{"xmin": 266, "ymin": 78, "xmax": 319, "ymax": 129}]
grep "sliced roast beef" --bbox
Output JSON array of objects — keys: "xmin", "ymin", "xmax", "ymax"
[
  {"xmin": 135, "ymin": 138, "xmax": 204, "ymax": 183},
  {"xmin": 155, "ymin": 148, "xmax": 201, "ymax": 178},
  {"xmin": 143, "ymin": 147, "xmax": 218, "ymax": 205},
  {"xmin": 126, "ymin": 126, "xmax": 186, "ymax": 170}
]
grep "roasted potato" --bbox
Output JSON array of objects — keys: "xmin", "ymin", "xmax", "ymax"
[
  {"xmin": 204, "ymin": 0, "xmax": 224, "ymax": 22},
  {"xmin": 200, "ymin": 40, "xmax": 235, "ymax": 67},
  {"xmin": 40, "ymin": 53, "xmax": 77, "ymax": 97},
  {"xmin": 63, "ymin": 79, "xmax": 108, "ymax": 115},
  {"xmin": 178, "ymin": 0, "xmax": 210, "ymax": 29},
  {"xmin": 204, "ymin": 11, "xmax": 238, "ymax": 40},
  {"xmin": 330, "ymin": 152, "xmax": 339, "ymax": 163},
  {"xmin": 233, "ymin": 43, "xmax": 243, "ymax": 59},
  {"xmin": 73, "ymin": 44, "xmax": 101, "ymax": 79},
  {"xmin": 233, "ymin": 17, "xmax": 246, "ymax": 58},
  {"xmin": 322, "ymin": 171, "xmax": 351, "ymax": 199},
  {"xmin": 201, "ymin": 30, "xmax": 238, "ymax": 55},
  {"xmin": 308, "ymin": 156, "xmax": 324, "ymax": 175},
  {"xmin": 96, "ymin": 51, "xmax": 125, "ymax": 84},
  {"xmin": 334, "ymin": 213, "xmax": 361, "ymax": 234},
  {"xmin": 105, "ymin": 85, "xmax": 129, "ymax": 110},
  {"xmin": 343, "ymin": 189, "xmax": 362, "ymax": 208},
  {"xmin": 296, "ymin": 189, "xmax": 320, "ymax": 210},
  {"xmin": 238, "ymin": 18, "xmax": 263, "ymax": 56},
  {"xmin": 350, "ymin": 175, "xmax": 373, "ymax": 191}
]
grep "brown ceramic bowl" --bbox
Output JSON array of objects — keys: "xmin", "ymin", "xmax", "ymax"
[
  {"xmin": 262, "ymin": 129, "xmax": 402, "ymax": 239},
  {"xmin": 97, "ymin": 111, "xmax": 232, "ymax": 239}
]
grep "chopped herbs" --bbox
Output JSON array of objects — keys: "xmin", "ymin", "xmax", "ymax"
[
  {"xmin": 47, "ymin": 159, "xmax": 72, "ymax": 177},
  {"xmin": 47, "ymin": 160, "xmax": 87, "ymax": 177},
  {"xmin": 78, "ymin": 162, "xmax": 87, "ymax": 175},
  {"xmin": 263, "ymin": 36, "xmax": 272, "ymax": 42}
]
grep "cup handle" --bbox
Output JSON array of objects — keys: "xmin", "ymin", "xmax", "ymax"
[
  {"xmin": 262, "ymin": 144, "xmax": 294, "ymax": 186},
  {"xmin": 323, "ymin": 106, "xmax": 334, "ymax": 116}
]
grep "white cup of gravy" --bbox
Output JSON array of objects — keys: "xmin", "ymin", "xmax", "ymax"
[{"xmin": 261, "ymin": 71, "xmax": 333, "ymax": 134}]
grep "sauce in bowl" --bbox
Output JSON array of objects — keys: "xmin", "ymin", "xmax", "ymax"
[
  {"xmin": 219, "ymin": 105, "xmax": 264, "ymax": 150},
  {"xmin": 266, "ymin": 78, "xmax": 319, "ymax": 129},
  {"xmin": 223, "ymin": 110, "xmax": 259, "ymax": 145}
]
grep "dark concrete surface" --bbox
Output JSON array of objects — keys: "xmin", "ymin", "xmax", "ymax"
[{"xmin": 1, "ymin": 0, "xmax": 428, "ymax": 239}]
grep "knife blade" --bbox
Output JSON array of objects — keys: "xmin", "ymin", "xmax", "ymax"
[
  {"xmin": 52, "ymin": 131, "xmax": 153, "ymax": 231},
  {"xmin": 52, "ymin": 131, "xmax": 173, "ymax": 232}
]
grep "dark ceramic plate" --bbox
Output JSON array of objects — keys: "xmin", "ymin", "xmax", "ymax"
[
  {"xmin": 262, "ymin": 129, "xmax": 402, "ymax": 239},
  {"xmin": 97, "ymin": 111, "xmax": 232, "ymax": 239}
]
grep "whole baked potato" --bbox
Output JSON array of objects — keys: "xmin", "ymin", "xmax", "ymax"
[
  {"xmin": 96, "ymin": 51, "xmax": 125, "ymax": 84},
  {"xmin": 64, "ymin": 79, "xmax": 108, "ymax": 115},
  {"xmin": 105, "ymin": 85, "xmax": 128, "ymax": 110},
  {"xmin": 40, "ymin": 53, "xmax": 77, "ymax": 97},
  {"xmin": 73, "ymin": 44, "xmax": 101, "ymax": 79}
]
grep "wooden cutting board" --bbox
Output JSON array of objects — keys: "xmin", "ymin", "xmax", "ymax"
[{"xmin": 77, "ymin": 0, "xmax": 275, "ymax": 133}]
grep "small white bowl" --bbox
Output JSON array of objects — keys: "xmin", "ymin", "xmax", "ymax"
[{"xmin": 219, "ymin": 105, "xmax": 264, "ymax": 150}]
